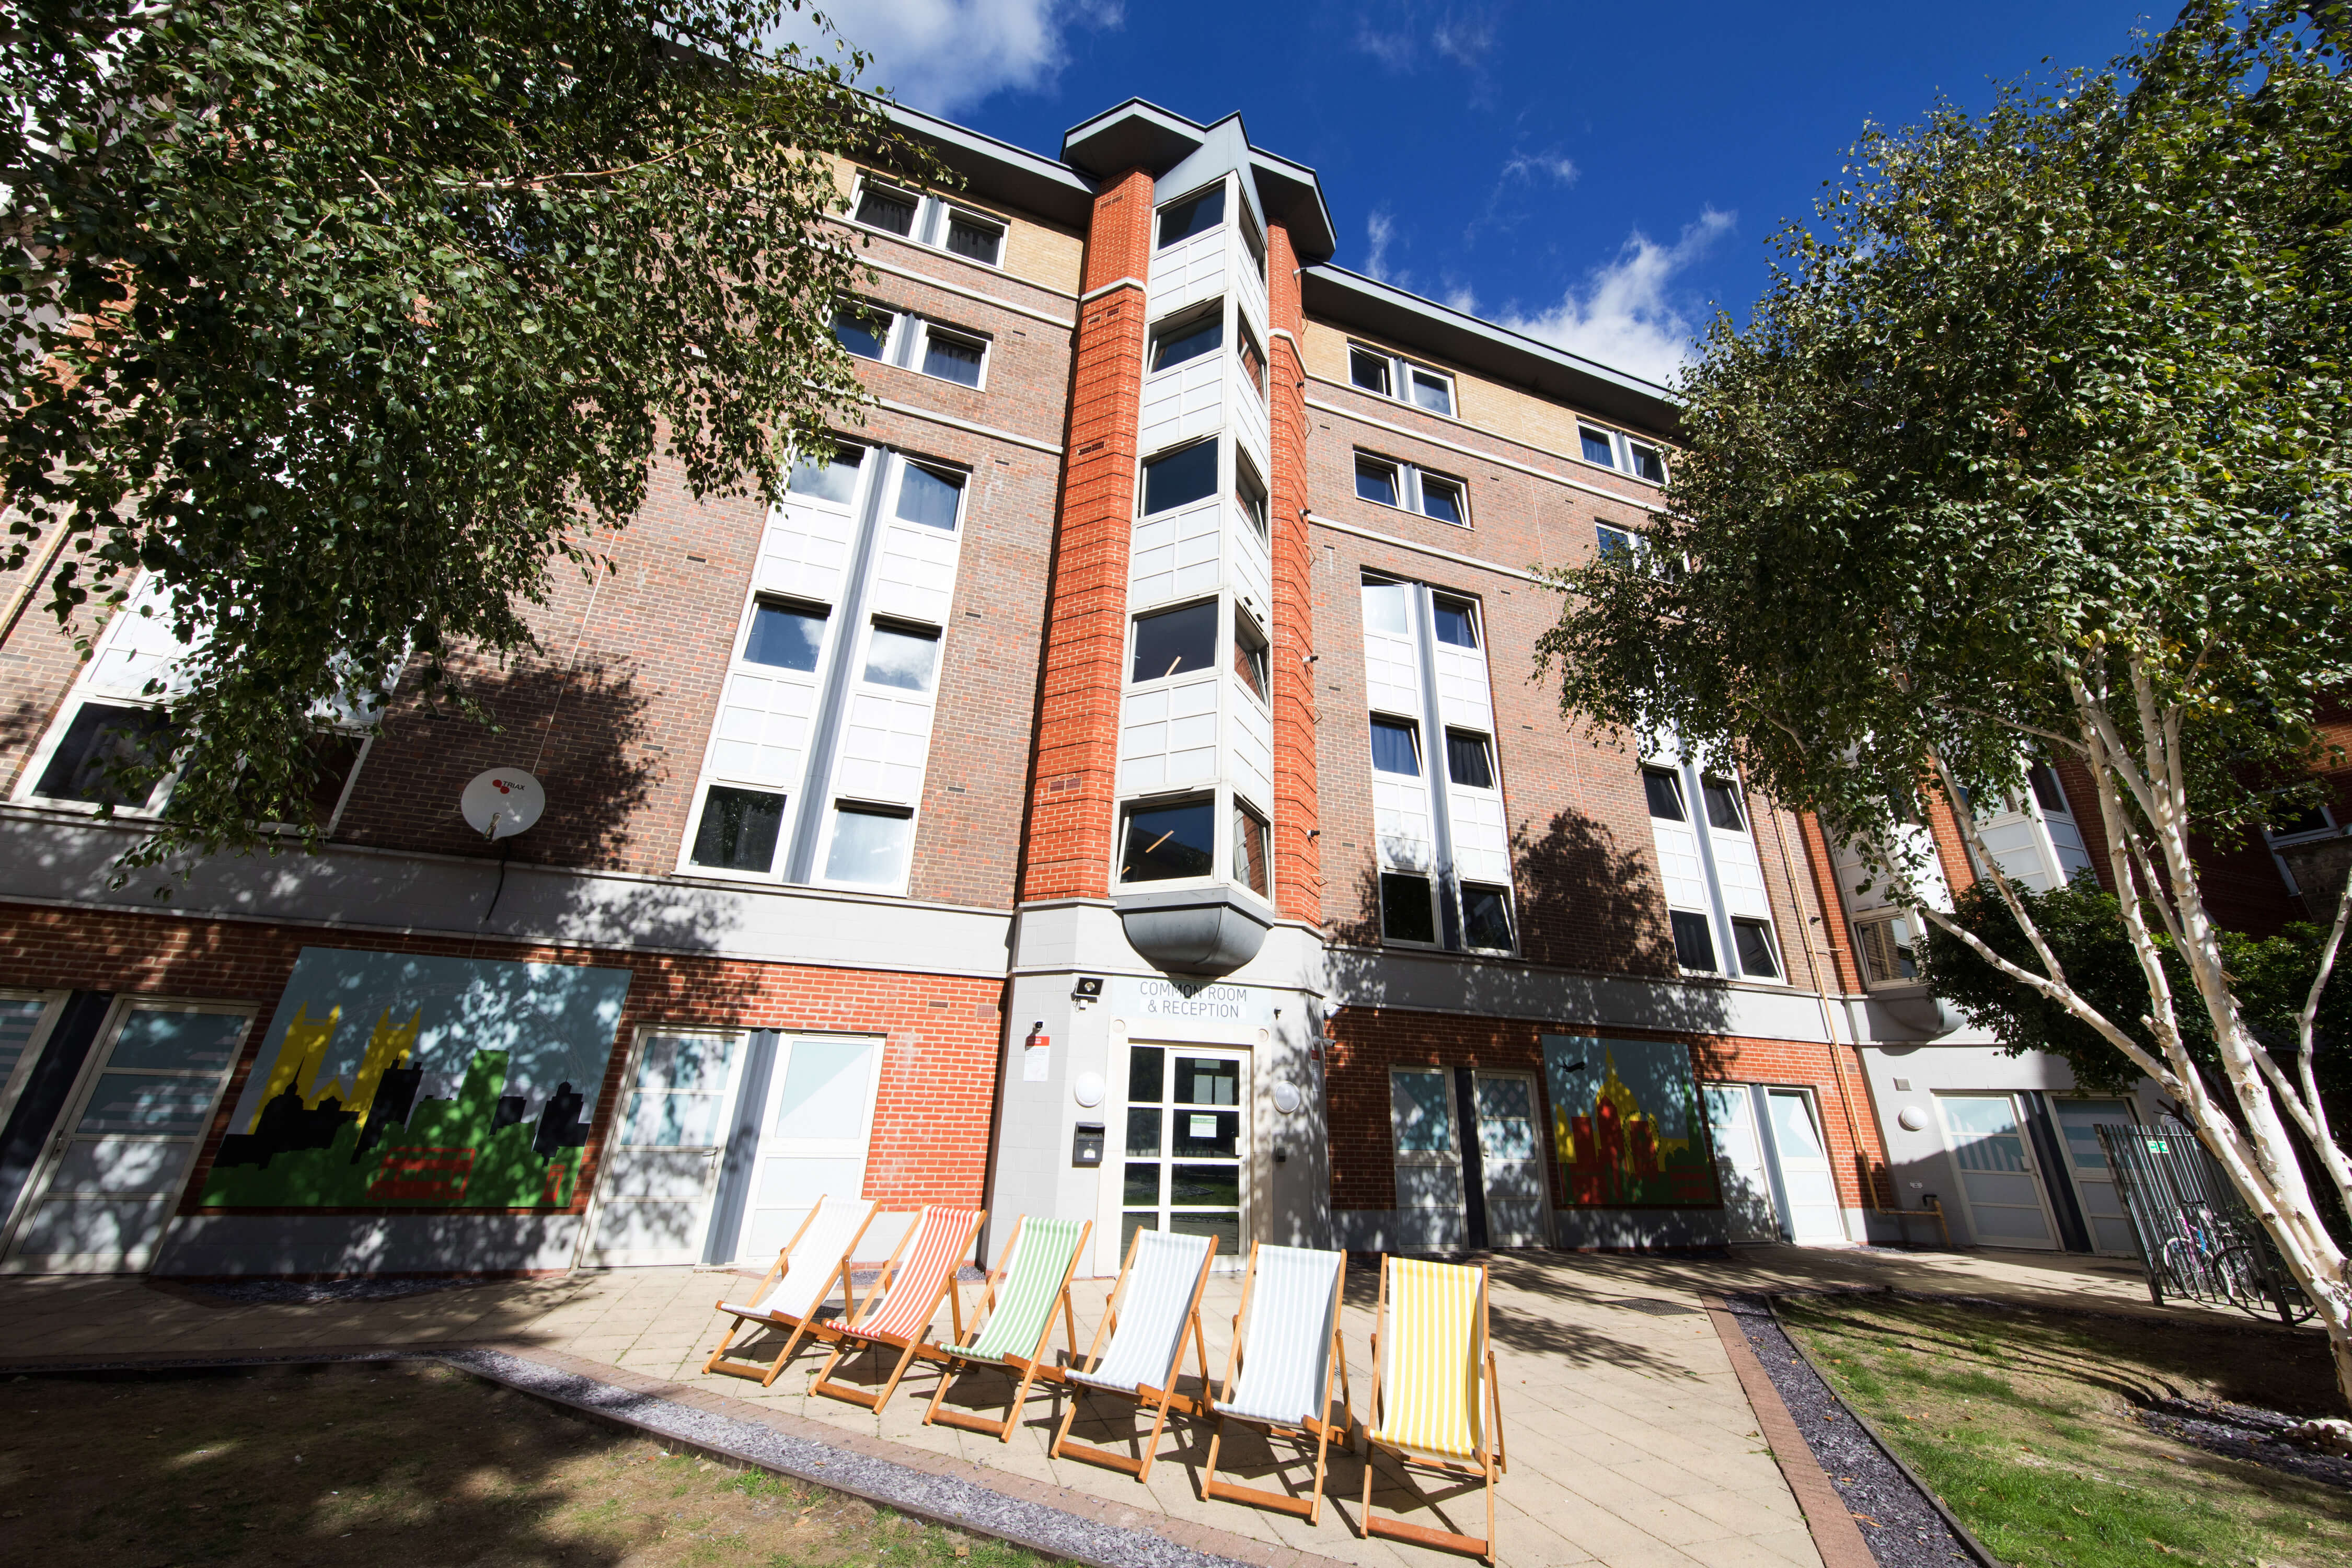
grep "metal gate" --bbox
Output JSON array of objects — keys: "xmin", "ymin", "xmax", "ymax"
[{"xmin": 2095, "ymin": 1123, "xmax": 2310, "ymax": 1324}]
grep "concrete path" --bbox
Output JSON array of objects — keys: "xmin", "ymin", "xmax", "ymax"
[{"xmin": 0, "ymin": 1244, "xmax": 2201, "ymax": 1567}]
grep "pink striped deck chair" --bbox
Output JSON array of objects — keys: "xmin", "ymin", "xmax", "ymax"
[{"xmin": 811, "ymin": 1204, "xmax": 985, "ymax": 1410}]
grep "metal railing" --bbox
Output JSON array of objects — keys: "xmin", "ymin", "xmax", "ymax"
[{"xmin": 2095, "ymin": 1123, "xmax": 2311, "ymax": 1324}]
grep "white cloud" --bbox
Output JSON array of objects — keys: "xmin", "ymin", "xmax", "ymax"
[
  {"xmin": 1499, "ymin": 149, "xmax": 1578, "ymax": 187},
  {"xmin": 1365, "ymin": 208, "xmax": 1399, "ymax": 282},
  {"xmin": 777, "ymin": 1, "xmax": 1120, "ymax": 118},
  {"xmin": 1500, "ymin": 209, "xmax": 1734, "ymax": 386},
  {"xmin": 1354, "ymin": 3, "xmax": 1503, "ymax": 73}
]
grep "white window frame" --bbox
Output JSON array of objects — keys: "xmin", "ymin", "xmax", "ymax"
[
  {"xmin": 1231, "ymin": 605, "xmax": 1272, "ymax": 713},
  {"xmin": 835, "ymin": 300, "xmax": 992, "ymax": 391},
  {"xmin": 1577, "ymin": 422, "xmax": 1669, "ymax": 486},
  {"xmin": 1351, "ymin": 449, "xmax": 1471, "ymax": 527},
  {"xmin": 1346, "ymin": 341, "xmax": 1456, "ymax": 418},
  {"xmin": 845, "ymin": 171, "xmax": 1008, "ymax": 272},
  {"xmin": 1378, "ymin": 869, "xmax": 1445, "ymax": 950},
  {"xmin": 1154, "ymin": 178, "xmax": 1230, "ymax": 253},
  {"xmin": 1146, "ymin": 298, "xmax": 1225, "ymax": 376},
  {"xmin": 1458, "ymin": 879, "xmax": 1517, "ymax": 955},
  {"xmin": 1853, "ymin": 909, "xmax": 1924, "ymax": 988}
]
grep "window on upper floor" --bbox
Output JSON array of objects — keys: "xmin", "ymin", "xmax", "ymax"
[
  {"xmin": 1157, "ymin": 183, "xmax": 1226, "ymax": 249},
  {"xmin": 1462, "ymin": 883, "xmax": 1514, "ymax": 952},
  {"xmin": 1142, "ymin": 439, "xmax": 1219, "ymax": 515},
  {"xmin": 1854, "ymin": 911, "xmax": 1922, "ymax": 986},
  {"xmin": 1380, "ymin": 872, "xmax": 1438, "ymax": 945},
  {"xmin": 1578, "ymin": 422, "xmax": 1667, "ymax": 483},
  {"xmin": 1596, "ymin": 523, "xmax": 1635, "ymax": 559},
  {"xmin": 824, "ymin": 802, "xmax": 914, "ymax": 887},
  {"xmin": 1239, "ymin": 201, "xmax": 1267, "ymax": 279},
  {"xmin": 1232, "ymin": 451, "xmax": 1270, "ymax": 540},
  {"xmin": 1231, "ymin": 801, "xmax": 1271, "ymax": 896},
  {"xmin": 1150, "ymin": 305, "xmax": 1223, "ymax": 372},
  {"xmin": 1361, "ymin": 577, "xmax": 1410, "ymax": 636},
  {"xmin": 1121, "ymin": 797, "xmax": 1216, "ymax": 882},
  {"xmin": 1702, "ymin": 777, "xmax": 1747, "ymax": 832},
  {"xmin": 833, "ymin": 303, "xmax": 891, "ymax": 361},
  {"xmin": 861, "ymin": 621, "xmax": 940, "ymax": 693},
  {"xmin": 31, "ymin": 701, "xmax": 176, "ymax": 809},
  {"xmin": 1446, "ymin": 730, "xmax": 1494, "ymax": 789},
  {"xmin": 895, "ymin": 460, "xmax": 966, "ymax": 530},
  {"xmin": 831, "ymin": 303, "xmax": 990, "ymax": 389},
  {"xmin": 1732, "ymin": 918, "xmax": 1781, "ymax": 979},
  {"xmin": 848, "ymin": 174, "xmax": 1007, "ymax": 270},
  {"xmin": 1352, "ymin": 451, "xmax": 1470, "ymax": 527},
  {"xmin": 1643, "ymin": 766, "xmax": 1687, "ymax": 821},
  {"xmin": 1236, "ymin": 316, "xmax": 1267, "ymax": 398},
  {"xmin": 1629, "ymin": 441, "xmax": 1667, "ymax": 483},
  {"xmin": 1347, "ymin": 343, "xmax": 1455, "ymax": 417},
  {"xmin": 1669, "ymin": 909, "xmax": 1717, "ymax": 973},
  {"xmin": 744, "ymin": 600, "xmax": 828, "ymax": 672},
  {"xmin": 2268, "ymin": 796, "xmax": 2335, "ymax": 841},
  {"xmin": 920, "ymin": 326, "xmax": 986, "ymax": 387},
  {"xmin": 1231, "ymin": 611, "xmax": 1270, "ymax": 704},
  {"xmin": 1430, "ymin": 595, "xmax": 1478, "ymax": 648},
  {"xmin": 691, "ymin": 785, "xmax": 787, "ymax": 873},
  {"xmin": 1579, "ymin": 426, "xmax": 1615, "ymax": 466},
  {"xmin": 788, "ymin": 443, "xmax": 865, "ymax": 507},
  {"xmin": 1132, "ymin": 599, "xmax": 1218, "ymax": 683},
  {"xmin": 1371, "ymin": 716, "xmax": 1422, "ymax": 777},
  {"xmin": 2028, "ymin": 762, "xmax": 2074, "ymax": 817}
]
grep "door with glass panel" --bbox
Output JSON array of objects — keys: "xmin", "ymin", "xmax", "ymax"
[
  {"xmin": 1703, "ymin": 1084, "xmax": 1780, "ymax": 1242},
  {"xmin": 2051, "ymin": 1098, "xmax": 2139, "ymax": 1255},
  {"xmin": 1761, "ymin": 1088, "xmax": 1847, "ymax": 1244},
  {"xmin": 1, "ymin": 1000, "xmax": 253, "ymax": 1273},
  {"xmin": 1471, "ymin": 1072, "xmax": 1550, "ymax": 1247},
  {"xmin": 583, "ymin": 1031, "xmax": 748, "ymax": 1267},
  {"xmin": 1936, "ymin": 1092, "xmax": 2059, "ymax": 1249},
  {"xmin": 727, "ymin": 1034, "xmax": 884, "ymax": 1263},
  {"xmin": 1388, "ymin": 1066, "xmax": 1466, "ymax": 1249},
  {"xmin": 1119, "ymin": 1044, "xmax": 1248, "ymax": 1273},
  {"xmin": 0, "ymin": 992, "xmax": 64, "ymax": 1150}
]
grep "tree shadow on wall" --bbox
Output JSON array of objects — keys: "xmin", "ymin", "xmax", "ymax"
[{"xmin": 1323, "ymin": 810, "xmax": 1733, "ymax": 1042}]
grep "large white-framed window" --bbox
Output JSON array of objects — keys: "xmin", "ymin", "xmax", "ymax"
[
  {"xmin": 1156, "ymin": 180, "xmax": 1228, "ymax": 251},
  {"xmin": 1352, "ymin": 451, "xmax": 1470, "ymax": 527},
  {"xmin": 831, "ymin": 300, "xmax": 990, "ymax": 391},
  {"xmin": 1577, "ymin": 422, "xmax": 1668, "ymax": 485},
  {"xmin": 1348, "ymin": 342, "xmax": 1456, "ymax": 418},
  {"xmin": 846, "ymin": 171, "xmax": 1007, "ymax": 270},
  {"xmin": 1641, "ymin": 753, "xmax": 1789, "ymax": 983}
]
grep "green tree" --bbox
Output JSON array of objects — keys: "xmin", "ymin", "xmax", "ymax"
[
  {"xmin": 3, "ymin": 0, "xmax": 923, "ymax": 859},
  {"xmin": 1537, "ymin": 2, "xmax": 2352, "ymax": 1399}
]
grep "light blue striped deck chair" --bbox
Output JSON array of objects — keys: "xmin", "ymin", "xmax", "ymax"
[
  {"xmin": 701, "ymin": 1195, "xmax": 879, "ymax": 1387},
  {"xmin": 1202, "ymin": 1242, "xmax": 1351, "ymax": 1524},
  {"xmin": 922, "ymin": 1215, "xmax": 1091, "ymax": 1440},
  {"xmin": 1050, "ymin": 1227, "xmax": 1218, "ymax": 1481}
]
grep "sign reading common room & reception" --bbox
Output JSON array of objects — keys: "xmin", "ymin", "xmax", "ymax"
[{"xmin": 1108, "ymin": 975, "xmax": 1275, "ymax": 1043}]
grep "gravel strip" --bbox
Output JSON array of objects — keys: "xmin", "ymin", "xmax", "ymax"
[
  {"xmin": 2135, "ymin": 1397, "xmax": 2352, "ymax": 1491},
  {"xmin": 1721, "ymin": 1294, "xmax": 1989, "ymax": 1568},
  {"xmin": 441, "ymin": 1347, "xmax": 1259, "ymax": 1568}
]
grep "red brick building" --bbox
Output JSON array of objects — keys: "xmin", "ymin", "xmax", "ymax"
[{"xmin": 0, "ymin": 100, "xmax": 2320, "ymax": 1277}]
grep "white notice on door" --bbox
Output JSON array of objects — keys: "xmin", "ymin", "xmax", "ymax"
[
  {"xmin": 1023, "ymin": 1043, "xmax": 1051, "ymax": 1082},
  {"xmin": 1190, "ymin": 1113, "xmax": 1218, "ymax": 1138}
]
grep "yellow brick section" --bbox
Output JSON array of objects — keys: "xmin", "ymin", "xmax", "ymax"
[{"xmin": 821, "ymin": 153, "xmax": 1083, "ymax": 297}]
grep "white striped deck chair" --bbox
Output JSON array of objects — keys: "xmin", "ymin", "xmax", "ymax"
[
  {"xmin": 1203, "ymin": 1242, "xmax": 1351, "ymax": 1523},
  {"xmin": 1050, "ymin": 1227, "xmax": 1217, "ymax": 1481},
  {"xmin": 923, "ymin": 1215, "xmax": 1091, "ymax": 1440},
  {"xmin": 1356, "ymin": 1256, "xmax": 1507, "ymax": 1564},
  {"xmin": 701, "ymin": 1195, "xmax": 879, "ymax": 1388},
  {"xmin": 811, "ymin": 1204, "xmax": 985, "ymax": 1411}
]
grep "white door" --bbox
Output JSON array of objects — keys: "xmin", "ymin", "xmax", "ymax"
[
  {"xmin": 2051, "ymin": 1098, "xmax": 2139, "ymax": 1256},
  {"xmin": 1703, "ymin": 1084, "xmax": 1779, "ymax": 1242},
  {"xmin": 1388, "ymin": 1066, "xmax": 1464, "ymax": 1250},
  {"xmin": 583, "ymin": 1031, "xmax": 748, "ymax": 1267},
  {"xmin": 1110, "ymin": 1043, "xmax": 1250, "ymax": 1275},
  {"xmin": 1, "ymin": 1000, "xmax": 252, "ymax": 1273},
  {"xmin": 1938, "ymin": 1092, "xmax": 2058, "ymax": 1249},
  {"xmin": 1472, "ymin": 1073, "xmax": 1550, "ymax": 1247},
  {"xmin": 728, "ymin": 1033, "xmax": 884, "ymax": 1264},
  {"xmin": 1763, "ymin": 1088, "xmax": 1847, "ymax": 1243},
  {"xmin": 0, "ymin": 992, "xmax": 65, "ymax": 1142}
]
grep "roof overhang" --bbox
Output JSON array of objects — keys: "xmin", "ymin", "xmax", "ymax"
[
  {"xmin": 874, "ymin": 99, "xmax": 1099, "ymax": 229},
  {"xmin": 1062, "ymin": 99, "xmax": 1336, "ymax": 263}
]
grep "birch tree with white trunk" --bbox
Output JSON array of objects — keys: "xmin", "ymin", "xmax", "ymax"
[{"xmin": 1537, "ymin": 1, "xmax": 2352, "ymax": 1401}]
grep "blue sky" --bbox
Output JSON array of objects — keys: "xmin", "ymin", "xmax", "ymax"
[{"xmin": 805, "ymin": 1, "xmax": 2164, "ymax": 385}]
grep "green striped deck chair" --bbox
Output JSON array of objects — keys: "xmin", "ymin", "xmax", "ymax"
[
  {"xmin": 701, "ymin": 1194, "xmax": 880, "ymax": 1387},
  {"xmin": 1050, "ymin": 1227, "xmax": 1218, "ymax": 1482},
  {"xmin": 921, "ymin": 1215, "xmax": 1091, "ymax": 1440},
  {"xmin": 1203, "ymin": 1242, "xmax": 1351, "ymax": 1523},
  {"xmin": 811, "ymin": 1204, "xmax": 985, "ymax": 1411},
  {"xmin": 1356, "ymin": 1255, "xmax": 1507, "ymax": 1564}
]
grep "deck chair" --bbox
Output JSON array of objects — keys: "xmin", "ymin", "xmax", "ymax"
[
  {"xmin": 701, "ymin": 1195, "xmax": 881, "ymax": 1387},
  {"xmin": 1050, "ymin": 1228, "xmax": 1217, "ymax": 1481},
  {"xmin": 1202, "ymin": 1242, "xmax": 1351, "ymax": 1523},
  {"xmin": 1356, "ymin": 1256, "xmax": 1508, "ymax": 1564},
  {"xmin": 921, "ymin": 1215, "xmax": 1091, "ymax": 1440},
  {"xmin": 811, "ymin": 1204, "xmax": 985, "ymax": 1410}
]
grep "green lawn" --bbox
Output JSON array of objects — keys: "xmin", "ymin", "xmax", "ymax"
[{"xmin": 1777, "ymin": 1294, "xmax": 2352, "ymax": 1568}]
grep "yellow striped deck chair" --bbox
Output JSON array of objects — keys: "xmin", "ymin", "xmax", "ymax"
[
  {"xmin": 1357, "ymin": 1256, "xmax": 1507, "ymax": 1563},
  {"xmin": 1202, "ymin": 1242, "xmax": 1351, "ymax": 1524},
  {"xmin": 1050, "ymin": 1227, "xmax": 1217, "ymax": 1482},
  {"xmin": 810, "ymin": 1204, "xmax": 985, "ymax": 1410},
  {"xmin": 923, "ymin": 1215, "xmax": 1091, "ymax": 1441},
  {"xmin": 700, "ymin": 1194, "xmax": 879, "ymax": 1387}
]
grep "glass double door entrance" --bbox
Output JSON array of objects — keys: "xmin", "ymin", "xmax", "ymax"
[{"xmin": 1117, "ymin": 1044, "xmax": 1246, "ymax": 1271}]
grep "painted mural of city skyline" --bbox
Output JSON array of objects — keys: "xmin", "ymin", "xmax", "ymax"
[
  {"xmin": 200, "ymin": 948, "xmax": 631, "ymax": 1210},
  {"xmin": 1542, "ymin": 1036, "xmax": 1721, "ymax": 1209}
]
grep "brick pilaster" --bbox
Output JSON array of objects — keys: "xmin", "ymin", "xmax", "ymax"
[
  {"xmin": 1265, "ymin": 223, "xmax": 1321, "ymax": 926},
  {"xmin": 1019, "ymin": 168, "xmax": 1155, "ymax": 903},
  {"xmin": 1794, "ymin": 811, "xmax": 1867, "ymax": 995}
]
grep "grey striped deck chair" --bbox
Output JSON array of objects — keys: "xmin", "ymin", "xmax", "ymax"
[
  {"xmin": 923, "ymin": 1215, "xmax": 1091, "ymax": 1440},
  {"xmin": 1203, "ymin": 1242, "xmax": 1351, "ymax": 1523},
  {"xmin": 1050, "ymin": 1227, "xmax": 1217, "ymax": 1482},
  {"xmin": 701, "ymin": 1195, "xmax": 879, "ymax": 1387}
]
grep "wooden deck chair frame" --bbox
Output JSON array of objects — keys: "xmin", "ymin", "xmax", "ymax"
[
  {"xmin": 810, "ymin": 1205, "xmax": 986, "ymax": 1411},
  {"xmin": 700, "ymin": 1198, "xmax": 881, "ymax": 1388},
  {"xmin": 1202, "ymin": 1241, "xmax": 1352, "ymax": 1524},
  {"xmin": 923, "ymin": 1215, "xmax": 1091, "ymax": 1441},
  {"xmin": 1356, "ymin": 1256, "xmax": 1509, "ymax": 1564},
  {"xmin": 1049, "ymin": 1227, "xmax": 1218, "ymax": 1483}
]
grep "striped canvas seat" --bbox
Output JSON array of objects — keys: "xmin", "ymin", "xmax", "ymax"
[
  {"xmin": 1203, "ymin": 1243, "xmax": 1351, "ymax": 1525},
  {"xmin": 811, "ymin": 1204, "xmax": 986, "ymax": 1412},
  {"xmin": 1357, "ymin": 1255, "xmax": 1507, "ymax": 1564},
  {"xmin": 1052, "ymin": 1227, "xmax": 1219, "ymax": 1483},
  {"xmin": 923, "ymin": 1216, "xmax": 1091, "ymax": 1442},
  {"xmin": 701, "ymin": 1194, "xmax": 880, "ymax": 1388}
]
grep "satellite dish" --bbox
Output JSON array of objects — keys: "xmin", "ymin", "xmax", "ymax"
[{"xmin": 461, "ymin": 768, "xmax": 546, "ymax": 840}]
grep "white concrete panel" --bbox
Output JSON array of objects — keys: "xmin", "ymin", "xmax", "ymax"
[
  {"xmin": 756, "ymin": 501, "xmax": 856, "ymax": 605},
  {"xmin": 1976, "ymin": 807, "xmax": 2057, "ymax": 891},
  {"xmin": 1128, "ymin": 500, "xmax": 1223, "ymax": 610},
  {"xmin": 1712, "ymin": 831, "xmax": 1771, "ymax": 919},
  {"xmin": 867, "ymin": 519, "xmax": 961, "ymax": 628},
  {"xmin": 1147, "ymin": 225, "xmax": 1230, "ymax": 319},
  {"xmin": 1230, "ymin": 512, "xmax": 1274, "ymax": 626},
  {"xmin": 1364, "ymin": 630, "xmax": 1420, "ymax": 719},
  {"xmin": 1375, "ymin": 775, "xmax": 1434, "ymax": 872},
  {"xmin": 1829, "ymin": 820, "xmax": 1950, "ymax": 914},
  {"xmin": 87, "ymin": 573, "xmax": 199, "ymax": 700},
  {"xmin": 1432, "ymin": 643, "xmax": 1494, "ymax": 734},
  {"xmin": 1138, "ymin": 353, "xmax": 1227, "ymax": 459},
  {"xmin": 1232, "ymin": 682, "xmax": 1274, "ymax": 812},
  {"xmin": 1229, "ymin": 358, "xmax": 1271, "ymax": 479},
  {"xmin": 1649, "ymin": 817, "xmax": 1709, "ymax": 911},
  {"xmin": 1450, "ymin": 788, "xmax": 1512, "ymax": 885},
  {"xmin": 709, "ymin": 670, "xmax": 815, "ymax": 787},
  {"xmin": 834, "ymin": 688, "xmax": 934, "ymax": 805},
  {"xmin": 1230, "ymin": 230, "xmax": 1269, "ymax": 337},
  {"xmin": 1117, "ymin": 676, "xmax": 1219, "ymax": 792}
]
